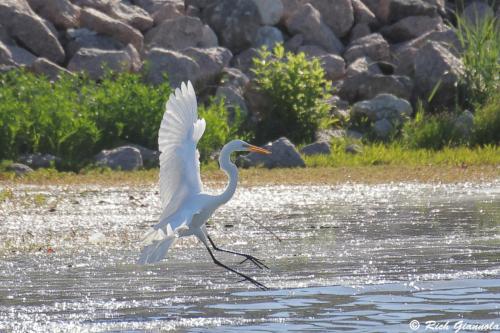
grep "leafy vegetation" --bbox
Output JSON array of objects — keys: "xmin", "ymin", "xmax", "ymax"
[
  {"xmin": 456, "ymin": 7, "xmax": 500, "ymax": 108},
  {"xmin": 473, "ymin": 94, "xmax": 500, "ymax": 145},
  {"xmin": 251, "ymin": 44, "xmax": 332, "ymax": 144},
  {"xmin": 197, "ymin": 98, "xmax": 247, "ymax": 161}
]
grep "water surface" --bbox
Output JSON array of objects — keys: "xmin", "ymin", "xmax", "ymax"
[{"xmin": 0, "ymin": 182, "xmax": 499, "ymax": 332}]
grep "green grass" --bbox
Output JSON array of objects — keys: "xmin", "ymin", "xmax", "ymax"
[{"xmin": 304, "ymin": 142, "xmax": 500, "ymax": 168}]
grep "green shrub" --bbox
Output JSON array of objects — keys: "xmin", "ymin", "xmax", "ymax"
[
  {"xmin": 402, "ymin": 103, "xmax": 469, "ymax": 150},
  {"xmin": 198, "ymin": 98, "xmax": 247, "ymax": 161},
  {"xmin": 251, "ymin": 44, "xmax": 332, "ymax": 144},
  {"xmin": 0, "ymin": 70, "xmax": 99, "ymax": 168},
  {"xmin": 473, "ymin": 94, "xmax": 500, "ymax": 145},
  {"xmin": 0, "ymin": 69, "xmax": 170, "ymax": 169},
  {"xmin": 82, "ymin": 71, "xmax": 171, "ymax": 150},
  {"xmin": 456, "ymin": 8, "xmax": 500, "ymax": 107}
]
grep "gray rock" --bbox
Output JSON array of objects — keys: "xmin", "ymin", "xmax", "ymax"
[
  {"xmin": 145, "ymin": 16, "xmax": 218, "ymax": 50},
  {"xmin": 252, "ymin": 0, "xmax": 284, "ymax": 25},
  {"xmin": 151, "ymin": 2, "xmax": 184, "ymax": 25},
  {"xmin": 345, "ymin": 143, "xmax": 363, "ymax": 154},
  {"xmin": 80, "ymin": 7, "xmax": 143, "ymax": 51},
  {"xmin": 304, "ymin": 0, "xmax": 354, "ymax": 37},
  {"xmin": 286, "ymin": 3, "xmax": 344, "ymax": 54},
  {"xmin": 284, "ymin": 33, "xmax": 304, "ymax": 53},
  {"xmin": 238, "ymin": 137, "xmax": 305, "ymax": 168},
  {"xmin": 386, "ymin": 0, "xmax": 437, "ymax": 23},
  {"xmin": 65, "ymin": 28, "xmax": 125, "ymax": 59},
  {"xmin": 297, "ymin": 44, "xmax": 327, "ymax": 57},
  {"xmin": 345, "ymin": 56, "xmax": 381, "ymax": 77},
  {"xmin": 281, "ymin": 0, "xmax": 300, "ymax": 22},
  {"xmin": 6, "ymin": 163, "xmax": 34, "ymax": 176},
  {"xmin": 128, "ymin": 144, "xmax": 160, "ymax": 168},
  {"xmin": 219, "ymin": 67, "xmax": 250, "ymax": 91},
  {"xmin": 8, "ymin": 45, "xmax": 38, "ymax": 66},
  {"xmin": 344, "ymin": 33, "xmax": 390, "ymax": 64},
  {"xmin": 182, "ymin": 47, "xmax": 232, "ymax": 89},
  {"xmin": 372, "ymin": 118, "xmax": 393, "ymax": 139},
  {"xmin": 144, "ymin": 48, "xmax": 199, "ymax": 86},
  {"xmin": 351, "ymin": 93, "xmax": 413, "ymax": 122},
  {"xmin": 319, "ymin": 54, "xmax": 346, "ymax": 81},
  {"xmin": 216, "ymin": 86, "xmax": 249, "ymax": 116},
  {"xmin": 352, "ymin": 0, "xmax": 377, "ymax": 26},
  {"xmin": 300, "ymin": 141, "xmax": 331, "ymax": 156},
  {"xmin": 0, "ymin": 41, "xmax": 14, "ymax": 66},
  {"xmin": 95, "ymin": 146, "xmax": 143, "ymax": 171},
  {"xmin": 203, "ymin": 0, "xmax": 261, "ymax": 53},
  {"xmin": 18, "ymin": 153, "xmax": 61, "ymax": 169},
  {"xmin": 414, "ymin": 41, "xmax": 464, "ymax": 108},
  {"xmin": 339, "ymin": 72, "xmax": 413, "ymax": 103},
  {"xmin": 125, "ymin": 44, "xmax": 142, "ymax": 72},
  {"xmin": 105, "ymin": 1, "xmax": 154, "ymax": 32},
  {"xmin": 67, "ymin": 48, "xmax": 132, "ymax": 80},
  {"xmin": 30, "ymin": 57, "xmax": 73, "ymax": 81},
  {"xmin": 0, "ymin": 0, "xmax": 65, "ymax": 63},
  {"xmin": 463, "ymin": 1, "xmax": 494, "ymax": 26},
  {"xmin": 393, "ymin": 28, "xmax": 462, "ymax": 76},
  {"xmin": 381, "ymin": 15, "xmax": 443, "ymax": 43},
  {"xmin": 231, "ymin": 47, "xmax": 260, "ymax": 77},
  {"xmin": 349, "ymin": 23, "xmax": 372, "ymax": 42},
  {"xmin": 28, "ymin": 0, "xmax": 80, "ymax": 29},
  {"xmin": 253, "ymin": 26, "xmax": 284, "ymax": 50},
  {"xmin": 133, "ymin": 0, "xmax": 181, "ymax": 13}
]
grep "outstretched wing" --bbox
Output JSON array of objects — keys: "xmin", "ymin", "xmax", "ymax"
[{"xmin": 158, "ymin": 81, "xmax": 206, "ymax": 220}]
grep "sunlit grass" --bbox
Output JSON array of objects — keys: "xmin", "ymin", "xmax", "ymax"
[{"xmin": 304, "ymin": 143, "xmax": 500, "ymax": 167}]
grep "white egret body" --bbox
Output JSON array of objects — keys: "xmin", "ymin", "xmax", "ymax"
[{"xmin": 138, "ymin": 81, "xmax": 270, "ymax": 289}]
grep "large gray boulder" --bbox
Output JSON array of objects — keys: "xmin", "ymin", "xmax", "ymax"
[
  {"xmin": 252, "ymin": 0, "xmax": 284, "ymax": 25},
  {"xmin": 6, "ymin": 44, "xmax": 38, "ymax": 66},
  {"xmin": 144, "ymin": 48, "xmax": 199, "ymax": 86},
  {"xmin": 216, "ymin": 86, "xmax": 249, "ymax": 116},
  {"xmin": 80, "ymin": 7, "xmax": 143, "ymax": 51},
  {"xmin": 151, "ymin": 2, "xmax": 184, "ymax": 25},
  {"xmin": 381, "ymin": 15, "xmax": 442, "ymax": 43},
  {"xmin": 67, "ymin": 48, "xmax": 132, "ymax": 80},
  {"xmin": 394, "ymin": 28, "xmax": 462, "ymax": 76},
  {"xmin": 345, "ymin": 56, "xmax": 381, "ymax": 77},
  {"xmin": 339, "ymin": 72, "xmax": 413, "ymax": 103},
  {"xmin": 65, "ymin": 28, "xmax": 124, "ymax": 59},
  {"xmin": 203, "ymin": 0, "xmax": 261, "ymax": 53},
  {"xmin": 0, "ymin": 0, "xmax": 65, "ymax": 63},
  {"xmin": 0, "ymin": 41, "xmax": 14, "ymax": 66},
  {"xmin": 133, "ymin": 0, "xmax": 181, "ymax": 13},
  {"xmin": 145, "ymin": 16, "xmax": 217, "ymax": 50},
  {"xmin": 238, "ymin": 137, "xmax": 306, "ymax": 168},
  {"xmin": 300, "ymin": 141, "xmax": 331, "ymax": 156},
  {"xmin": 128, "ymin": 144, "xmax": 160, "ymax": 168},
  {"xmin": 351, "ymin": 93, "xmax": 413, "ymax": 140},
  {"xmin": 6, "ymin": 163, "xmax": 34, "ymax": 176},
  {"xmin": 231, "ymin": 47, "xmax": 260, "ymax": 76},
  {"xmin": 303, "ymin": 0, "xmax": 354, "ymax": 37},
  {"xmin": 363, "ymin": 0, "xmax": 437, "ymax": 24},
  {"xmin": 463, "ymin": 1, "xmax": 495, "ymax": 26},
  {"xmin": 253, "ymin": 26, "xmax": 284, "ymax": 49},
  {"xmin": 18, "ymin": 153, "xmax": 61, "ymax": 169},
  {"xmin": 414, "ymin": 41, "xmax": 464, "ymax": 108},
  {"xmin": 351, "ymin": 0, "xmax": 377, "ymax": 26},
  {"xmin": 28, "ymin": 0, "xmax": 80, "ymax": 29},
  {"xmin": 30, "ymin": 57, "xmax": 73, "ymax": 81},
  {"xmin": 286, "ymin": 4, "xmax": 344, "ymax": 54},
  {"xmin": 182, "ymin": 47, "xmax": 232, "ymax": 88},
  {"xmin": 343, "ymin": 33, "xmax": 390, "ymax": 64},
  {"xmin": 95, "ymin": 146, "xmax": 143, "ymax": 171}
]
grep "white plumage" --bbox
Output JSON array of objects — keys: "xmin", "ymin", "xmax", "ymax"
[{"xmin": 137, "ymin": 81, "xmax": 271, "ymax": 289}]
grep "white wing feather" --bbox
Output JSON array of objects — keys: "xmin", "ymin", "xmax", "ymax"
[{"xmin": 158, "ymin": 81, "xmax": 205, "ymax": 220}]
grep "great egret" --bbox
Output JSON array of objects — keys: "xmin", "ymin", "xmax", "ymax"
[{"xmin": 138, "ymin": 81, "xmax": 271, "ymax": 289}]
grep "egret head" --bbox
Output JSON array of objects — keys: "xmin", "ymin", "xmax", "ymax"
[{"xmin": 227, "ymin": 140, "xmax": 271, "ymax": 154}]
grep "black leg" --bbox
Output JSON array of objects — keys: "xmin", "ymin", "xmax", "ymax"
[
  {"xmin": 207, "ymin": 234, "xmax": 269, "ymax": 270},
  {"xmin": 203, "ymin": 241, "xmax": 268, "ymax": 290}
]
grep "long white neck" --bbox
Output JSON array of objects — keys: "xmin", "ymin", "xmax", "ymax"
[{"xmin": 214, "ymin": 143, "xmax": 238, "ymax": 207}]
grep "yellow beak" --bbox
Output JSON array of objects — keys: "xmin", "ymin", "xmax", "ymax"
[{"xmin": 247, "ymin": 144, "xmax": 271, "ymax": 155}]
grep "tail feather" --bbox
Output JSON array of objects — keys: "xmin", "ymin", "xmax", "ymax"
[{"xmin": 137, "ymin": 236, "xmax": 176, "ymax": 264}]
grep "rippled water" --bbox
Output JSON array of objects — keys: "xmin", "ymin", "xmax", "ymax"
[{"xmin": 0, "ymin": 182, "xmax": 499, "ymax": 332}]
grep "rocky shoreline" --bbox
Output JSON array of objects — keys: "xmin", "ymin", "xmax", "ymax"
[{"xmin": 0, "ymin": 0, "xmax": 497, "ymax": 171}]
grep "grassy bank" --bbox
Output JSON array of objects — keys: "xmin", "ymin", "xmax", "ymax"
[{"xmin": 1, "ymin": 145, "xmax": 498, "ymax": 187}]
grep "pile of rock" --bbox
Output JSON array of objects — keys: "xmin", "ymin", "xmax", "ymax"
[{"xmin": 1, "ymin": 0, "xmax": 493, "ymax": 169}]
